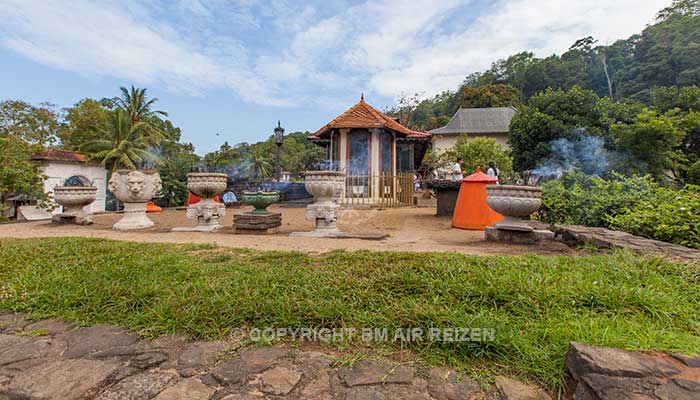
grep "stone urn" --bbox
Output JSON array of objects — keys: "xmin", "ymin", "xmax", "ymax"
[
  {"xmin": 485, "ymin": 184, "xmax": 542, "ymax": 232},
  {"xmin": 291, "ymin": 171, "xmax": 346, "ymax": 237},
  {"xmin": 241, "ymin": 191, "xmax": 280, "ymax": 215},
  {"xmin": 52, "ymin": 186, "xmax": 98, "ymax": 224},
  {"xmin": 173, "ymin": 173, "xmax": 227, "ymax": 232},
  {"xmin": 108, "ymin": 169, "xmax": 162, "ymax": 230}
]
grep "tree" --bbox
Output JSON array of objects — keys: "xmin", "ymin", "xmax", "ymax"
[
  {"xmin": 59, "ymin": 98, "xmax": 110, "ymax": 150},
  {"xmin": 610, "ymin": 110, "xmax": 686, "ymax": 180},
  {"xmin": 436, "ymin": 137, "xmax": 514, "ymax": 182},
  {"xmin": 509, "ymin": 86, "xmax": 613, "ymax": 172},
  {"xmin": 0, "ymin": 135, "xmax": 46, "ymax": 212},
  {"xmin": 82, "ymin": 110, "xmax": 162, "ymax": 171},
  {"xmin": 458, "ymin": 84, "xmax": 522, "ymax": 109},
  {"xmin": 0, "ymin": 100, "xmax": 60, "ymax": 146},
  {"xmin": 244, "ymin": 146, "xmax": 272, "ymax": 182},
  {"xmin": 114, "ymin": 86, "xmax": 168, "ymax": 140}
]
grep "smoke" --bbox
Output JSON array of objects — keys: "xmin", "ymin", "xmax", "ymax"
[{"xmin": 532, "ymin": 129, "xmax": 613, "ymax": 181}]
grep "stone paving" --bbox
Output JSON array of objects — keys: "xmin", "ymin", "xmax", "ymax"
[{"xmin": 0, "ymin": 312, "xmax": 550, "ymax": 400}]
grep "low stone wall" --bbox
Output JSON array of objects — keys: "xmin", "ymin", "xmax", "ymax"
[{"xmin": 530, "ymin": 221, "xmax": 700, "ymax": 262}]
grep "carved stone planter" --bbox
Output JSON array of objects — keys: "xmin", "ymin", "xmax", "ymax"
[
  {"xmin": 485, "ymin": 184, "xmax": 542, "ymax": 232},
  {"xmin": 241, "ymin": 191, "xmax": 280, "ymax": 215},
  {"xmin": 109, "ymin": 170, "xmax": 162, "ymax": 230},
  {"xmin": 52, "ymin": 186, "xmax": 98, "ymax": 225},
  {"xmin": 173, "ymin": 173, "xmax": 227, "ymax": 232},
  {"xmin": 291, "ymin": 171, "xmax": 345, "ymax": 237}
]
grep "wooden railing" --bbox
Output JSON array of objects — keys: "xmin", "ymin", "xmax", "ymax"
[{"xmin": 342, "ymin": 172, "xmax": 414, "ymax": 208}]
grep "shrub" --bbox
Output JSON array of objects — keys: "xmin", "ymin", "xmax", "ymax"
[
  {"xmin": 688, "ymin": 161, "xmax": 700, "ymax": 184},
  {"xmin": 539, "ymin": 172, "xmax": 658, "ymax": 227},
  {"xmin": 434, "ymin": 136, "xmax": 515, "ymax": 182},
  {"xmin": 609, "ymin": 185, "xmax": 700, "ymax": 249}
]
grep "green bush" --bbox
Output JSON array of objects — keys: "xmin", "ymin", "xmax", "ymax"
[
  {"xmin": 688, "ymin": 161, "xmax": 700, "ymax": 184},
  {"xmin": 433, "ymin": 136, "xmax": 515, "ymax": 181},
  {"xmin": 609, "ymin": 185, "xmax": 700, "ymax": 249},
  {"xmin": 540, "ymin": 172, "xmax": 700, "ymax": 249},
  {"xmin": 539, "ymin": 172, "xmax": 658, "ymax": 227}
]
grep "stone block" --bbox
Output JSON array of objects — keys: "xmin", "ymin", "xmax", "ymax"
[{"xmin": 485, "ymin": 226, "xmax": 554, "ymax": 244}]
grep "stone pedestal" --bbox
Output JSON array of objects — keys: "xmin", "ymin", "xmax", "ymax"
[
  {"xmin": 114, "ymin": 201, "xmax": 154, "ymax": 230},
  {"xmin": 173, "ymin": 173, "xmax": 228, "ymax": 232},
  {"xmin": 290, "ymin": 171, "xmax": 347, "ymax": 238},
  {"xmin": 234, "ymin": 212, "xmax": 282, "ymax": 234},
  {"xmin": 426, "ymin": 180, "xmax": 460, "ymax": 216},
  {"xmin": 109, "ymin": 170, "xmax": 161, "ymax": 231},
  {"xmin": 173, "ymin": 200, "xmax": 226, "ymax": 232},
  {"xmin": 485, "ymin": 226, "xmax": 554, "ymax": 244},
  {"xmin": 52, "ymin": 214, "xmax": 93, "ymax": 225},
  {"xmin": 290, "ymin": 203, "xmax": 343, "ymax": 237}
]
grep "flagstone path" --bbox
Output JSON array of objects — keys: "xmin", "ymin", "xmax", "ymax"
[{"xmin": 0, "ymin": 312, "xmax": 551, "ymax": 400}]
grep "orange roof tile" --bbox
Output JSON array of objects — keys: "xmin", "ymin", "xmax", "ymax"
[{"xmin": 309, "ymin": 96, "xmax": 428, "ymax": 139}]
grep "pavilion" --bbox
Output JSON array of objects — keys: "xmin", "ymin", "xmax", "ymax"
[{"xmin": 308, "ymin": 95, "xmax": 430, "ymax": 206}]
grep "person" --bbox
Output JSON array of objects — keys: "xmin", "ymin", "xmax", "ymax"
[
  {"xmin": 487, "ymin": 161, "xmax": 499, "ymax": 183},
  {"xmin": 453, "ymin": 157, "xmax": 463, "ymax": 181}
]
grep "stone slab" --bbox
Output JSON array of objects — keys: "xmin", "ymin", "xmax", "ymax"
[{"xmin": 485, "ymin": 226, "xmax": 554, "ymax": 244}]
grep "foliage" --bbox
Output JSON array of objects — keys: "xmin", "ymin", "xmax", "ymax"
[
  {"xmin": 391, "ymin": 5, "xmax": 700, "ymax": 130},
  {"xmin": 458, "ymin": 84, "xmax": 522, "ymax": 109},
  {"xmin": 433, "ymin": 137, "xmax": 514, "ymax": 181},
  {"xmin": 610, "ymin": 110, "xmax": 686, "ymax": 179},
  {"xmin": 157, "ymin": 141, "xmax": 199, "ymax": 207},
  {"xmin": 82, "ymin": 110, "xmax": 161, "ymax": 171},
  {"xmin": 1, "ymin": 238, "xmax": 699, "ymax": 390},
  {"xmin": 688, "ymin": 161, "xmax": 700, "ymax": 184},
  {"xmin": 0, "ymin": 136, "xmax": 46, "ymax": 210},
  {"xmin": 539, "ymin": 172, "xmax": 658, "ymax": 227},
  {"xmin": 509, "ymin": 86, "xmax": 611, "ymax": 172},
  {"xmin": 202, "ymin": 131, "xmax": 324, "ymax": 180},
  {"xmin": 0, "ymin": 100, "xmax": 60, "ymax": 146},
  {"xmin": 58, "ymin": 98, "xmax": 110, "ymax": 150},
  {"xmin": 609, "ymin": 185, "xmax": 700, "ymax": 249}
]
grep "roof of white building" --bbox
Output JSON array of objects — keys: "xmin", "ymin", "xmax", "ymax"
[{"xmin": 428, "ymin": 107, "xmax": 517, "ymax": 135}]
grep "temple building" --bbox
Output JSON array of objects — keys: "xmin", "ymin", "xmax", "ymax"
[
  {"xmin": 308, "ymin": 95, "xmax": 430, "ymax": 206},
  {"xmin": 428, "ymin": 107, "xmax": 517, "ymax": 153}
]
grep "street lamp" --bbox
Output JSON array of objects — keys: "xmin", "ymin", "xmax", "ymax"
[{"xmin": 274, "ymin": 121, "xmax": 284, "ymax": 181}]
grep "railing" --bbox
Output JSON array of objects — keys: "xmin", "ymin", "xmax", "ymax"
[{"xmin": 342, "ymin": 172, "xmax": 415, "ymax": 208}]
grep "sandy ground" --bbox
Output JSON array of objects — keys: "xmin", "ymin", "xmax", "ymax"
[{"xmin": 0, "ymin": 205, "xmax": 576, "ymax": 256}]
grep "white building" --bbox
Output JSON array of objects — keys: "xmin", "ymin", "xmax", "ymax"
[
  {"xmin": 428, "ymin": 107, "xmax": 517, "ymax": 154},
  {"xmin": 31, "ymin": 149, "xmax": 107, "ymax": 213}
]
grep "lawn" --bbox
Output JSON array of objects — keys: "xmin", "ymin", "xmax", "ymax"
[{"xmin": 0, "ymin": 237, "xmax": 698, "ymax": 389}]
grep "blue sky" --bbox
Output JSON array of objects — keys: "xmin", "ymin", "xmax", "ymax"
[{"xmin": 0, "ymin": 0, "xmax": 669, "ymax": 155}]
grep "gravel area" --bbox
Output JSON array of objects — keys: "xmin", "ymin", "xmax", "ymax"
[{"xmin": 0, "ymin": 206, "xmax": 576, "ymax": 256}]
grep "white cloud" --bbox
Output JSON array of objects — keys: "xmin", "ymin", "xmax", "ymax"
[{"xmin": 0, "ymin": 0, "xmax": 671, "ymax": 107}]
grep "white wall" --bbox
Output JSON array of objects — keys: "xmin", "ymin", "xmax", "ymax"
[
  {"xmin": 40, "ymin": 161, "xmax": 107, "ymax": 213},
  {"xmin": 432, "ymin": 133, "xmax": 510, "ymax": 155}
]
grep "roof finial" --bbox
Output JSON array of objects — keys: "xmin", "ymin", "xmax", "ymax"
[
  {"xmin": 277, "ymin": 120, "xmax": 281, "ymax": 128},
  {"xmin": 360, "ymin": 92, "xmax": 364, "ymax": 102}
]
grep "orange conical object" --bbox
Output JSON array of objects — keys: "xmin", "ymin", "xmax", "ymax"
[{"xmin": 452, "ymin": 166, "xmax": 503, "ymax": 230}]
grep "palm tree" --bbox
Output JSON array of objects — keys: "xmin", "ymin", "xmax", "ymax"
[
  {"xmin": 115, "ymin": 86, "xmax": 168, "ymax": 140},
  {"xmin": 244, "ymin": 147, "xmax": 272, "ymax": 182},
  {"xmin": 82, "ymin": 109, "xmax": 162, "ymax": 171}
]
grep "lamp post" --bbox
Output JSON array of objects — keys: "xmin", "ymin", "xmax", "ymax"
[{"xmin": 274, "ymin": 121, "xmax": 284, "ymax": 181}]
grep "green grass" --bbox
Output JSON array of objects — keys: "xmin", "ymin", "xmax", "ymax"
[{"xmin": 0, "ymin": 237, "xmax": 698, "ymax": 390}]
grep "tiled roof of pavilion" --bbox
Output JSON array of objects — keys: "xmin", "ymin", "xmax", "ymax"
[{"xmin": 309, "ymin": 95, "xmax": 429, "ymax": 140}]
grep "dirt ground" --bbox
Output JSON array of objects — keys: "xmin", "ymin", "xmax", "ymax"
[{"xmin": 0, "ymin": 205, "xmax": 576, "ymax": 256}]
